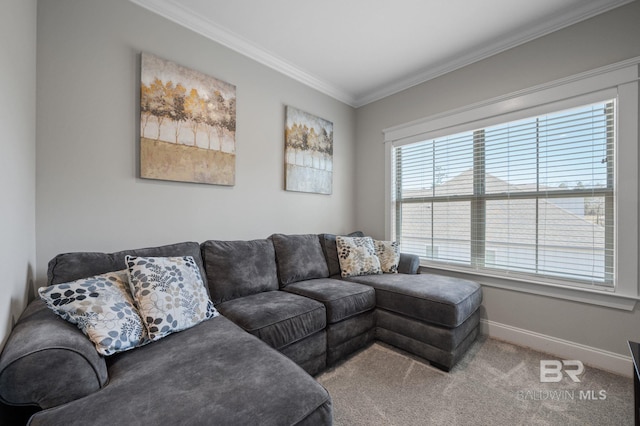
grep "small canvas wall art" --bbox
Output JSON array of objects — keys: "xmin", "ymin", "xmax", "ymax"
[
  {"xmin": 285, "ymin": 106, "xmax": 333, "ymax": 194},
  {"xmin": 140, "ymin": 53, "xmax": 236, "ymax": 185}
]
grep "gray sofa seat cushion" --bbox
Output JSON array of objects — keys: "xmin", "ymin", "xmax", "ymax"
[
  {"xmin": 0, "ymin": 300, "xmax": 108, "ymax": 409},
  {"xmin": 28, "ymin": 316, "xmax": 333, "ymax": 426},
  {"xmin": 201, "ymin": 239, "xmax": 279, "ymax": 304},
  {"xmin": 47, "ymin": 241, "xmax": 206, "ymax": 286},
  {"xmin": 271, "ymin": 234, "xmax": 329, "ymax": 286},
  {"xmin": 284, "ymin": 278, "xmax": 375, "ymax": 324},
  {"xmin": 216, "ymin": 291, "xmax": 326, "ymax": 350},
  {"xmin": 346, "ymin": 273, "xmax": 482, "ymax": 328}
]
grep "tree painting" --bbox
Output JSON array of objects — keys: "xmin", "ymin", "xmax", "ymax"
[
  {"xmin": 285, "ymin": 106, "xmax": 333, "ymax": 194},
  {"xmin": 140, "ymin": 53, "xmax": 236, "ymax": 185}
]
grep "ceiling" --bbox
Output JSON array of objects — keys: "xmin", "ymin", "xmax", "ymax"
[{"xmin": 130, "ymin": 0, "xmax": 632, "ymax": 107}]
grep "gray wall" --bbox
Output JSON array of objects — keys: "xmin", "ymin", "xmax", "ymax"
[
  {"xmin": 0, "ymin": 0, "xmax": 37, "ymax": 348},
  {"xmin": 36, "ymin": 0, "xmax": 357, "ymax": 284},
  {"xmin": 355, "ymin": 1, "xmax": 640, "ymax": 356}
]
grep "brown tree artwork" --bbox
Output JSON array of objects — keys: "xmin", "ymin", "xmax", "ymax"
[
  {"xmin": 140, "ymin": 53, "xmax": 236, "ymax": 185},
  {"xmin": 285, "ymin": 106, "xmax": 333, "ymax": 194}
]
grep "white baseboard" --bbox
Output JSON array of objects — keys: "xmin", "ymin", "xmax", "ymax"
[{"xmin": 480, "ymin": 319, "xmax": 634, "ymax": 378}]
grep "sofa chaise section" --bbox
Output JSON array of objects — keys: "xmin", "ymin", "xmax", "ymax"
[
  {"xmin": 346, "ymin": 272, "xmax": 482, "ymax": 370},
  {"xmin": 27, "ymin": 315, "xmax": 332, "ymax": 426}
]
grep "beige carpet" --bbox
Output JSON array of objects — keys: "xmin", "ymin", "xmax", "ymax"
[{"xmin": 317, "ymin": 337, "xmax": 633, "ymax": 425}]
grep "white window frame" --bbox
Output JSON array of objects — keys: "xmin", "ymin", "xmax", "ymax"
[{"xmin": 383, "ymin": 58, "xmax": 639, "ymax": 310}]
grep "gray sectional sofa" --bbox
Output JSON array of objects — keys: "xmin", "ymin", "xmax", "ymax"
[{"xmin": 0, "ymin": 233, "xmax": 482, "ymax": 425}]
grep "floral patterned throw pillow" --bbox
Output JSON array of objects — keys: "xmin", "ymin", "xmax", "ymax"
[
  {"xmin": 336, "ymin": 236, "xmax": 382, "ymax": 278},
  {"xmin": 38, "ymin": 270, "xmax": 149, "ymax": 356},
  {"xmin": 375, "ymin": 240, "xmax": 400, "ymax": 273},
  {"xmin": 125, "ymin": 255, "xmax": 218, "ymax": 341}
]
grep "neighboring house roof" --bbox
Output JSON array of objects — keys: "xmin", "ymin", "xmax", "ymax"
[{"xmin": 400, "ymin": 169, "xmax": 604, "ymax": 248}]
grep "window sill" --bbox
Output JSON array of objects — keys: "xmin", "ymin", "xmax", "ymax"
[{"xmin": 419, "ymin": 264, "xmax": 639, "ymax": 311}]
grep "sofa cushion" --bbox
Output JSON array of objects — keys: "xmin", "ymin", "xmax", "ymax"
[
  {"xmin": 284, "ymin": 278, "xmax": 375, "ymax": 324},
  {"xmin": 320, "ymin": 231, "xmax": 365, "ymax": 277},
  {"xmin": 0, "ymin": 300, "xmax": 108, "ymax": 409},
  {"xmin": 271, "ymin": 234, "xmax": 330, "ymax": 286},
  {"xmin": 201, "ymin": 239, "xmax": 279, "ymax": 304},
  {"xmin": 374, "ymin": 240, "xmax": 400, "ymax": 273},
  {"xmin": 38, "ymin": 270, "xmax": 149, "ymax": 356},
  {"xmin": 216, "ymin": 291, "xmax": 326, "ymax": 350},
  {"xmin": 47, "ymin": 242, "xmax": 206, "ymax": 288},
  {"xmin": 336, "ymin": 236, "xmax": 382, "ymax": 278},
  {"xmin": 346, "ymin": 273, "xmax": 482, "ymax": 328},
  {"xmin": 27, "ymin": 316, "xmax": 333, "ymax": 426},
  {"xmin": 125, "ymin": 256, "xmax": 218, "ymax": 341}
]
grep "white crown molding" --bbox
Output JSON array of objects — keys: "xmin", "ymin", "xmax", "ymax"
[
  {"xmin": 129, "ymin": 0, "xmax": 357, "ymax": 106},
  {"xmin": 357, "ymin": 0, "xmax": 635, "ymax": 107},
  {"xmin": 130, "ymin": 0, "xmax": 633, "ymax": 108}
]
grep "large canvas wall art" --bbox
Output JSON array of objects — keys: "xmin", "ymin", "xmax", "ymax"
[
  {"xmin": 140, "ymin": 53, "xmax": 236, "ymax": 185},
  {"xmin": 284, "ymin": 106, "xmax": 333, "ymax": 194}
]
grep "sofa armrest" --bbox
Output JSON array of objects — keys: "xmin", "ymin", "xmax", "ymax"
[
  {"xmin": 398, "ymin": 253, "xmax": 420, "ymax": 274},
  {"xmin": 0, "ymin": 300, "xmax": 108, "ymax": 409}
]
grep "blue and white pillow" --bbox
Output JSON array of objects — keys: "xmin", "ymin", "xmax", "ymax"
[
  {"xmin": 38, "ymin": 270, "xmax": 149, "ymax": 356},
  {"xmin": 125, "ymin": 255, "xmax": 218, "ymax": 341}
]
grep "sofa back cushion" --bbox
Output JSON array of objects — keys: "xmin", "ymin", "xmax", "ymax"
[
  {"xmin": 201, "ymin": 239, "xmax": 279, "ymax": 304},
  {"xmin": 320, "ymin": 232, "xmax": 365, "ymax": 277},
  {"xmin": 270, "ymin": 234, "xmax": 330, "ymax": 287},
  {"xmin": 47, "ymin": 242, "xmax": 206, "ymax": 287}
]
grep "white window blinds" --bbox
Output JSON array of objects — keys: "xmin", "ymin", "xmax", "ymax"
[{"xmin": 393, "ymin": 100, "xmax": 615, "ymax": 288}]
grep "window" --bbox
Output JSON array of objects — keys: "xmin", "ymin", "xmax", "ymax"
[
  {"xmin": 383, "ymin": 59, "xmax": 639, "ymax": 308},
  {"xmin": 393, "ymin": 101, "xmax": 614, "ymax": 289}
]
